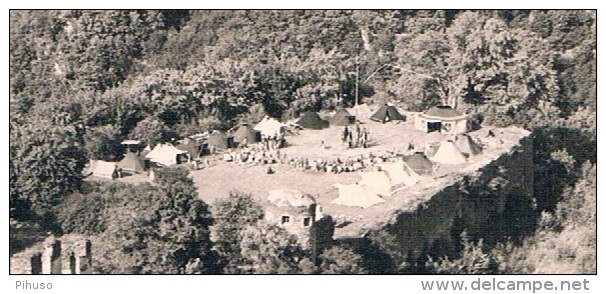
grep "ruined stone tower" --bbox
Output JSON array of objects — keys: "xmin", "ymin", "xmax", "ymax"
[{"xmin": 265, "ymin": 189, "xmax": 319, "ymax": 250}]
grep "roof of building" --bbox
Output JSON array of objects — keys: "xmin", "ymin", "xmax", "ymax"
[
  {"xmin": 422, "ymin": 105, "xmax": 467, "ymax": 120},
  {"xmin": 268, "ymin": 189, "xmax": 316, "ymax": 207}
]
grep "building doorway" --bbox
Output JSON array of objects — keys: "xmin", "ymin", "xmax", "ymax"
[{"xmin": 427, "ymin": 122, "xmax": 442, "ymax": 132}]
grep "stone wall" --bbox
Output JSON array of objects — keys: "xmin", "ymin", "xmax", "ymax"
[
  {"xmin": 10, "ymin": 236, "xmax": 92, "ymax": 275},
  {"xmin": 349, "ymin": 134, "xmax": 535, "ymax": 271}
]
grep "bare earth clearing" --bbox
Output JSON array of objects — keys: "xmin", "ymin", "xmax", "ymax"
[{"xmin": 186, "ymin": 113, "xmax": 530, "ymax": 238}]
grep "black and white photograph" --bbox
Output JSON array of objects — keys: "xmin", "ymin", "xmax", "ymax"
[{"xmin": 7, "ymin": 7, "xmax": 598, "ymax": 289}]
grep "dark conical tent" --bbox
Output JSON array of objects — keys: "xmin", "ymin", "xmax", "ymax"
[
  {"xmin": 207, "ymin": 131, "xmax": 232, "ymax": 150},
  {"xmin": 117, "ymin": 152, "xmax": 146, "ymax": 173},
  {"xmin": 370, "ymin": 104, "xmax": 405, "ymax": 123},
  {"xmin": 297, "ymin": 111, "xmax": 329, "ymax": 129},
  {"xmin": 233, "ymin": 124, "xmax": 261, "ymax": 144},
  {"xmin": 455, "ymin": 134, "xmax": 482, "ymax": 157},
  {"xmin": 176, "ymin": 137, "xmax": 202, "ymax": 159},
  {"xmin": 404, "ymin": 152, "xmax": 434, "ymax": 176},
  {"xmin": 330, "ymin": 109, "xmax": 356, "ymax": 126}
]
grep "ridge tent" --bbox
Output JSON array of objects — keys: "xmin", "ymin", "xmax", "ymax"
[
  {"xmin": 207, "ymin": 131, "xmax": 233, "ymax": 150},
  {"xmin": 330, "ymin": 109, "xmax": 356, "ymax": 126},
  {"xmin": 117, "ymin": 152, "xmax": 146, "ymax": 173},
  {"xmin": 91, "ymin": 160, "xmax": 118, "ymax": 179},
  {"xmin": 431, "ymin": 140, "xmax": 467, "ymax": 164},
  {"xmin": 146, "ymin": 143, "xmax": 189, "ymax": 166},
  {"xmin": 455, "ymin": 134, "xmax": 482, "ymax": 157},
  {"xmin": 380, "ymin": 161, "xmax": 421, "ymax": 188},
  {"xmin": 370, "ymin": 104, "xmax": 406, "ymax": 123},
  {"xmin": 296, "ymin": 111, "xmax": 329, "ymax": 129},
  {"xmin": 404, "ymin": 152, "xmax": 434, "ymax": 176},
  {"xmin": 415, "ymin": 105, "xmax": 470, "ymax": 134},
  {"xmin": 233, "ymin": 123, "xmax": 261, "ymax": 145},
  {"xmin": 359, "ymin": 171, "xmax": 393, "ymax": 197},
  {"xmin": 332, "ymin": 183, "xmax": 385, "ymax": 208}
]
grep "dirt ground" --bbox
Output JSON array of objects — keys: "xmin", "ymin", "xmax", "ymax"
[{"xmin": 187, "ymin": 113, "xmax": 529, "ymax": 237}]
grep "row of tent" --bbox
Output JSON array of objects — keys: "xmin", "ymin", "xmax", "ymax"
[
  {"xmin": 87, "ymin": 118, "xmax": 287, "ymax": 179},
  {"xmin": 332, "ymin": 161, "xmax": 421, "ymax": 208},
  {"xmin": 87, "ymin": 152, "xmax": 148, "ymax": 179},
  {"xmin": 295, "ymin": 104, "xmax": 407, "ymax": 130},
  {"xmin": 331, "ymin": 135, "xmax": 483, "ymax": 208},
  {"xmin": 88, "ymin": 117, "xmax": 284, "ymax": 179}
]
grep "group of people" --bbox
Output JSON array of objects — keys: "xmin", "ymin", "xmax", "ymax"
[
  {"xmin": 222, "ymin": 146, "xmax": 284, "ymax": 166},
  {"xmin": 260, "ymin": 134, "xmax": 284, "ymax": 151},
  {"xmin": 342, "ymin": 124, "xmax": 370, "ymax": 149},
  {"xmin": 288, "ymin": 156, "xmax": 366, "ymax": 173}
]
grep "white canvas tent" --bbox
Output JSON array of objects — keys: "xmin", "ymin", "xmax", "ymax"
[
  {"xmin": 359, "ymin": 171, "xmax": 393, "ymax": 197},
  {"xmin": 91, "ymin": 160, "xmax": 118, "ymax": 179},
  {"xmin": 146, "ymin": 143, "xmax": 189, "ymax": 166},
  {"xmin": 254, "ymin": 116, "xmax": 285, "ymax": 137},
  {"xmin": 332, "ymin": 183, "xmax": 385, "ymax": 208},
  {"xmin": 380, "ymin": 161, "xmax": 422, "ymax": 188},
  {"xmin": 431, "ymin": 140, "xmax": 467, "ymax": 164}
]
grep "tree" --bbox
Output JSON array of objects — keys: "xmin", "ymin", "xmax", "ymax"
[
  {"xmin": 54, "ymin": 192, "xmax": 106, "ymax": 235},
  {"xmin": 84, "ymin": 125, "xmax": 123, "ymax": 161},
  {"xmin": 392, "ymin": 11, "xmax": 559, "ymax": 125},
  {"xmin": 10, "ymin": 122, "xmax": 87, "ymax": 217},
  {"xmin": 318, "ymin": 246, "xmax": 368, "ymax": 274},
  {"xmin": 96, "ymin": 168, "xmax": 217, "ymax": 274},
  {"xmin": 129, "ymin": 117, "xmax": 172, "ymax": 147},
  {"xmin": 211, "ymin": 191, "xmax": 264, "ymax": 273},
  {"xmin": 239, "ymin": 221, "xmax": 311, "ymax": 274},
  {"xmin": 429, "ymin": 231, "xmax": 499, "ymax": 274}
]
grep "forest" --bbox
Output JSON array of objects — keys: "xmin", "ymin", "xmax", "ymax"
[{"xmin": 9, "ymin": 10, "xmax": 596, "ymax": 274}]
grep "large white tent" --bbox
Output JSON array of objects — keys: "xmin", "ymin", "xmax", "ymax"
[
  {"xmin": 146, "ymin": 143, "xmax": 189, "ymax": 166},
  {"xmin": 254, "ymin": 116, "xmax": 285, "ymax": 137},
  {"xmin": 332, "ymin": 183, "xmax": 385, "ymax": 208},
  {"xmin": 431, "ymin": 140, "xmax": 467, "ymax": 164},
  {"xmin": 359, "ymin": 171, "xmax": 393, "ymax": 197}
]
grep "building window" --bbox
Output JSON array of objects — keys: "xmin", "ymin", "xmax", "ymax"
[
  {"xmin": 442, "ymin": 123, "xmax": 453, "ymax": 133},
  {"xmin": 303, "ymin": 217, "xmax": 311, "ymax": 227},
  {"xmin": 281, "ymin": 215, "xmax": 290, "ymax": 224}
]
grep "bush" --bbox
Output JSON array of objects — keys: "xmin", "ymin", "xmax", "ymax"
[{"xmin": 54, "ymin": 193, "xmax": 106, "ymax": 235}]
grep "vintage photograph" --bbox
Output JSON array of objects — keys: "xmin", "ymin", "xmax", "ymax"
[{"xmin": 9, "ymin": 10, "xmax": 596, "ymax": 275}]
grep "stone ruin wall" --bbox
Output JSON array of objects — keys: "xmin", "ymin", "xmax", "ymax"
[
  {"xmin": 342, "ymin": 134, "xmax": 535, "ymax": 269},
  {"xmin": 10, "ymin": 237, "xmax": 92, "ymax": 275}
]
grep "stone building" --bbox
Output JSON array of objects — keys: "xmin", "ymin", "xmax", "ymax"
[{"xmin": 265, "ymin": 189, "xmax": 319, "ymax": 249}]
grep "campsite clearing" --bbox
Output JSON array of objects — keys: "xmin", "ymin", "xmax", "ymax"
[{"xmin": 190, "ymin": 115, "xmax": 531, "ymax": 238}]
